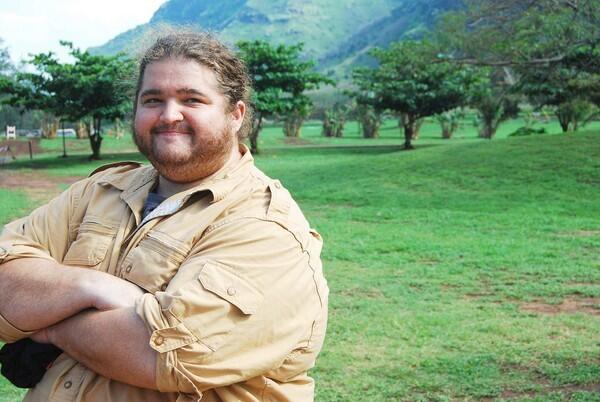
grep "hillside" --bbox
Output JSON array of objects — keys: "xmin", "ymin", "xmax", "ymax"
[{"xmin": 91, "ymin": 0, "xmax": 461, "ymax": 77}]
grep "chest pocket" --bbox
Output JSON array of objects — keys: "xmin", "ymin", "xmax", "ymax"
[
  {"xmin": 63, "ymin": 215, "xmax": 118, "ymax": 268},
  {"xmin": 121, "ymin": 230, "xmax": 191, "ymax": 293}
]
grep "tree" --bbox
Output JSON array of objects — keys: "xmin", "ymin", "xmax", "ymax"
[
  {"xmin": 322, "ymin": 103, "xmax": 349, "ymax": 138},
  {"xmin": 435, "ymin": 1, "xmax": 600, "ymax": 134},
  {"xmin": 59, "ymin": 42, "xmax": 135, "ymax": 159},
  {"xmin": 0, "ymin": 42, "xmax": 134, "ymax": 159},
  {"xmin": 237, "ymin": 40, "xmax": 332, "ymax": 153},
  {"xmin": 436, "ymin": 0, "xmax": 600, "ymax": 67},
  {"xmin": 282, "ymin": 96, "xmax": 312, "ymax": 138},
  {"xmin": 0, "ymin": 53, "xmax": 61, "ymax": 138},
  {"xmin": 0, "ymin": 38, "xmax": 13, "ymax": 76},
  {"xmin": 436, "ymin": 108, "xmax": 464, "ymax": 139},
  {"xmin": 354, "ymin": 41, "xmax": 473, "ymax": 149},
  {"xmin": 347, "ymin": 68, "xmax": 384, "ymax": 139},
  {"xmin": 517, "ymin": 45, "xmax": 600, "ymax": 131},
  {"xmin": 469, "ymin": 68, "xmax": 520, "ymax": 139}
]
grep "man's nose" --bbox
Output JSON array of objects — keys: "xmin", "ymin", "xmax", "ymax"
[{"xmin": 160, "ymin": 100, "xmax": 184, "ymax": 124}]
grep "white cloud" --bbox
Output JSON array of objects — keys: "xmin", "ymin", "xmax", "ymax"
[{"xmin": 0, "ymin": 0, "xmax": 166, "ymax": 62}]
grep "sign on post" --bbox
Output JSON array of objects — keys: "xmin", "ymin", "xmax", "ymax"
[{"xmin": 6, "ymin": 126, "xmax": 16, "ymax": 139}]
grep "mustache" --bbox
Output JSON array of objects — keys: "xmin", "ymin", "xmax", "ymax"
[{"xmin": 151, "ymin": 123, "xmax": 194, "ymax": 135}]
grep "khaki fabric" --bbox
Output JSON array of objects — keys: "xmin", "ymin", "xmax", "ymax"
[{"xmin": 0, "ymin": 146, "xmax": 328, "ymax": 402}]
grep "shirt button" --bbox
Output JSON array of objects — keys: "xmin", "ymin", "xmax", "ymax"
[
  {"xmin": 125, "ymin": 264, "xmax": 132, "ymax": 273},
  {"xmin": 64, "ymin": 380, "xmax": 72, "ymax": 389},
  {"xmin": 274, "ymin": 182, "xmax": 281, "ymax": 189},
  {"xmin": 154, "ymin": 336, "xmax": 164, "ymax": 346},
  {"xmin": 227, "ymin": 287, "xmax": 236, "ymax": 296},
  {"xmin": 160, "ymin": 284, "xmax": 167, "ymax": 291}
]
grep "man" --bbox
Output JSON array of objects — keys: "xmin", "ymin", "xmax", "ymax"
[{"xmin": 0, "ymin": 32, "xmax": 328, "ymax": 401}]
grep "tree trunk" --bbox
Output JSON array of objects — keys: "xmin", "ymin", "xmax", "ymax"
[
  {"xmin": 411, "ymin": 119, "xmax": 423, "ymax": 140},
  {"xmin": 41, "ymin": 115, "xmax": 59, "ymax": 139},
  {"xmin": 249, "ymin": 115, "xmax": 263, "ymax": 154},
  {"xmin": 479, "ymin": 120, "xmax": 496, "ymax": 139},
  {"xmin": 114, "ymin": 118, "xmax": 125, "ymax": 139},
  {"xmin": 402, "ymin": 115, "xmax": 417, "ymax": 150},
  {"xmin": 335, "ymin": 115, "xmax": 345, "ymax": 138},
  {"xmin": 441, "ymin": 127, "xmax": 452, "ymax": 139},
  {"xmin": 89, "ymin": 117, "xmax": 102, "ymax": 160},
  {"xmin": 556, "ymin": 111, "xmax": 570, "ymax": 133},
  {"xmin": 76, "ymin": 120, "xmax": 88, "ymax": 139},
  {"xmin": 283, "ymin": 112, "xmax": 304, "ymax": 137},
  {"xmin": 359, "ymin": 107, "xmax": 381, "ymax": 138},
  {"xmin": 322, "ymin": 115, "xmax": 334, "ymax": 137}
]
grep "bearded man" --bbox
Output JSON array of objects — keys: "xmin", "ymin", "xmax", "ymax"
[{"xmin": 0, "ymin": 32, "xmax": 328, "ymax": 402}]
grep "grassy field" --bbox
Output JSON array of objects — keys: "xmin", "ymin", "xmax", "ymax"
[{"xmin": 1, "ymin": 118, "xmax": 599, "ymax": 401}]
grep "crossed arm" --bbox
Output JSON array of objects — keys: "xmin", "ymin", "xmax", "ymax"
[{"xmin": 0, "ymin": 258, "xmax": 157, "ymax": 389}]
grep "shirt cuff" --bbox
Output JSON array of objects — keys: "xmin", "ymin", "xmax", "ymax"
[
  {"xmin": 0, "ymin": 243, "xmax": 12, "ymax": 264},
  {"xmin": 0, "ymin": 244, "xmax": 43, "ymax": 342},
  {"xmin": 0, "ymin": 241, "xmax": 54, "ymax": 264},
  {"xmin": 135, "ymin": 293, "xmax": 202, "ymax": 396}
]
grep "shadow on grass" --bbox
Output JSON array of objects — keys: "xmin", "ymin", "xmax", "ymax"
[
  {"xmin": 0, "ymin": 142, "xmax": 442, "ymax": 172},
  {"xmin": 259, "ymin": 143, "xmax": 441, "ymax": 157},
  {"xmin": 0, "ymin": 152, "xmax": 146, "ymax": 171}
]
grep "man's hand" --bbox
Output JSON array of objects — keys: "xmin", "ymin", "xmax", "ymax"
[
  {"xmin": 82, "ymin": 270, "xmax": 145, "ymax": 311},
  {"xmin": 0, "ymin": 258, "xmax": 144, "ymax": 333}
]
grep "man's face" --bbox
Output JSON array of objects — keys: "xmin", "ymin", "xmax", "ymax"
[{"xmin": 134, "ymin": 57, "xmax": 244, "ymax": 183}]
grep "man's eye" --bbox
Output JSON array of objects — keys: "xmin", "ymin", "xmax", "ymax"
[
  {"xmin": 185, "ymin": 98, "xmax": 203, "ymax": 104},
  {"xmin": 142, "ymin": 98, "xmax": 161, "ymax": 105}
]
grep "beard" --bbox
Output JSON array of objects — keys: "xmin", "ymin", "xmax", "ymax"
[{"xmin": 134, "ymin": 122, "xmax": 235, "ymax": 183}]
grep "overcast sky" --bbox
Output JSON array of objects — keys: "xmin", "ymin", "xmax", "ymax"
[{"xmin": 0, "ymin": 0, "xmax": 167, "ymax": 63}]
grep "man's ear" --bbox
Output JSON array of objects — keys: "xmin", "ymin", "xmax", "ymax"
[{"xmin": 229, "ymin": 101, "xmax": 246, "ymax": 134}]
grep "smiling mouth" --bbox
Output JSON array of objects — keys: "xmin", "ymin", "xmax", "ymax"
[
  {"xmin": 152, "ymin": 123, "xmax": 193, "ymax": 136},
  {"xmin": 155, "ymin": 130, "xmax": 191, "ymax": 136}
]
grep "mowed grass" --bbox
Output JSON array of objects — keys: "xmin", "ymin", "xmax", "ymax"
[{"xmin": 1, "ymin": 120, "xmax": 599, "ymax": 401}]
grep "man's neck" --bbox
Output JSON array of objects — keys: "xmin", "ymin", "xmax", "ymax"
[{"xmin": 156, "ymin": 146, "xmax": 242, "ymax": 199}]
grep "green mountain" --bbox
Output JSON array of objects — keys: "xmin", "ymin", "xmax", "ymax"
[{"xmin": 92, "ymin": 0, "xmax": 461, "ymax": 77}]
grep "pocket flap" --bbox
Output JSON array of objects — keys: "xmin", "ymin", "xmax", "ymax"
[
  {"xmin": 63, "ymin": 218, "xmax": 116, "ymax": 266},
  {"xmin": 198, "ymin": 262, "xmax": 263, "ymax": 315}
]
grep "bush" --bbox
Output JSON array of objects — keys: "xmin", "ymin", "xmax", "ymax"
[{"xmin": 508, "ymin": 127, "xmax": 547, "ymax": 137}]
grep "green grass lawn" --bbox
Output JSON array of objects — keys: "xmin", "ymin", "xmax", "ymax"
[{"xmin": 1, "ymin": 119, "xmax": 599, "ymax": 401}]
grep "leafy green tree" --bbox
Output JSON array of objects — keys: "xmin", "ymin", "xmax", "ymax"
[
  {"xmin": 237, "ymin": 40, "xmax": 332, "ymax": 153},
  {"xmin": 348, "ymin": 68, "xmax": 384, "ymax": 139},
  {"xmin": 322, "ymin": 102, "xmax": 349, "ymax": 138},
  {"xmin": 0, "ymin": 42, "xmax": 134, "ymax": 159},
  {"xmin": 282, "ymin": 97, "xmax": 312, "ymax": 138},
  {"xmin": 469, "ymin": 68, "xmax": 520, "ymax": 139},
  {"xmin": 58, "ymin": 42, "xmax": 135, "ymax": 159},
  {"xmin": 354, "ymin": 40, "xmax": 473, "ymax": 149},
  {"xmin": 436, "ymin": 1, "xmax": 599, "ymax": 134},
  {"xmin": 436, "ymin": 0, "xmax": 600, "ymax": 67},
  {"xmin": 517, "ymin": 45, "xmax": 600, "ymax": 132},
  {"xmin": 436, "ymin": 108, "xmax": 464, "ymax": 139},
  {"xmin": 0, "ymin": 51, "xmax": 62, "ymax": 137},
  {"xmin": 0, "ymin": 38, "xmax": 13, "ymax": 76}
]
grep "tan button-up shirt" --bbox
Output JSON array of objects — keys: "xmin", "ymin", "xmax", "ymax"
[{"xmin": 0, "ymin": 146, "xmax": 328, "ymax": 402}]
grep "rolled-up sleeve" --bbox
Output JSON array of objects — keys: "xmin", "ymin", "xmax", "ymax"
[
  {"xmin": 135, "ymin": 217, "xmax": 325, "ymax": 396},
  {"xmin": 0, "ymin": 181, "xmax": 82, "ymax": 264},
  {"xmin": 0, "ymin": 182, "xmax": 83, "ymax": 342}
]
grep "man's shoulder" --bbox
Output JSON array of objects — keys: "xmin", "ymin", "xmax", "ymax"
[
  {"xmin": 88, "ymin": 161, "xmax": 144, "ymax": 177},
  {"xmin": 219, "ymin": 165, "xmax": 313, "ymax": 238}
]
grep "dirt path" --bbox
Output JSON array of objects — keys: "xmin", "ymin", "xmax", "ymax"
[{"xmin": 0, "ymin": 170, "xmax": 82, "ymax": 203}]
